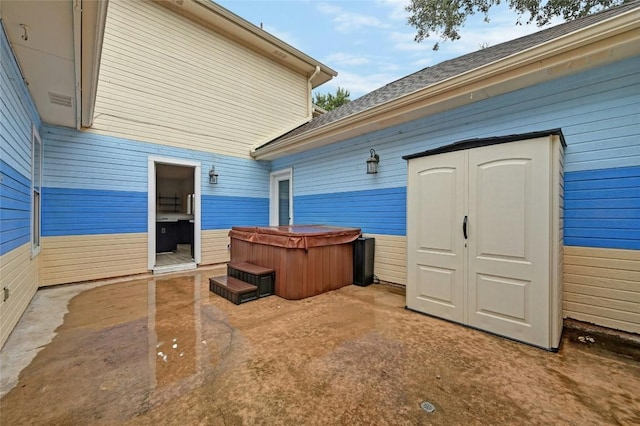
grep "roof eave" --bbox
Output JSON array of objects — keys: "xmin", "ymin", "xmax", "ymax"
[
  {"xmin": 253, "ymin": 7, "xmax": 640, "ymax": 161},
  {"xmin": 79, "ymin": 0, "xmax": 109, "ymax": 128}
]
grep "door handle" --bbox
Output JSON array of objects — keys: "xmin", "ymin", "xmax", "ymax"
[{"xmin": 463, "ymin": 216, "xmax": 468, "ymax": 239}]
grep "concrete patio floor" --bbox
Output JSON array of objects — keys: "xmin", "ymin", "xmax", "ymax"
[{"xmin": 1, "ymin": 268, "xmax": 640, "ymax": 425}]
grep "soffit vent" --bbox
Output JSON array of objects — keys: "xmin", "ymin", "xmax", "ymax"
[{"xmin": 48, "ymin": 92, "xmax": 73, "ymax": 108}]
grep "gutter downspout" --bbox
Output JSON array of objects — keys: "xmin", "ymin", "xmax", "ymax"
[
  {"xmin": 73, "ymin": 0, "xmax": 82, "ymax": 129},
  {"xmin": 82, "ymin": 0, "xmax": 109, "ymax": 128},
  {"xmin": 250, "ymin": 65, "xmax": 321, "ymax": 155},
  {"xmin": 307, "ymin": 65, "xmax": 321, "ymax": 117}
]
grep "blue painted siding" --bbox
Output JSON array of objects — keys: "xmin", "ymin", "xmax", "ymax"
[
  {"xmin": 0, "ymin": 22, "xmax": 40, "ymax": 256},
  {"xmin": 39, "ymin": 189, "xmax": 269, "ymax": 236},
  {"xmin": 295, "ymin": 187, "xmax": 406, "ymax": 235},
  {"xmin": 0, "ymin": 161, "xmax": 31, "ymax": 255},
  {"xmin": 42, "ymin": 188, "xmax": 147, "ymax": 236},
  {"xmin": 273, "ymin": 56, "xmax": 640, "ymax": 196},
  {"xmin": 202, "ymin": 195, "xmax": 269, "ymax": 229},
  {"xmin": 0, "ymin": 23, "xmax": 40, "ymax": 178},
  {"xmin": 40, "ymin": 125, "xmax": 271, "ymax": 236},
  {"xmin": 42, "ymin": 125, "xmax": 270, "ymax": 197},
  {"xmin": 272, "ymin": 56, "xmax": 640, "ymax": 252},
  {"xmin": 564, "ymin": 165, "xmax": 640, "ymax": 250}
]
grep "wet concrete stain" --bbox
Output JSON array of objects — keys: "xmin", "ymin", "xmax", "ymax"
[{"xmin": 1, "ymin": 271, "xmax": 640, "ymax": 425}]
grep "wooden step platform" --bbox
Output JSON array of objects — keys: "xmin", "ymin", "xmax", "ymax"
[
  {"xmin": 228, "ymin": 262, "xmax": 275, "ymax": 297},
  {"xmin": 228, "ymin": 261, "xmax": 274, "ymax": 276},
  {"xmin": 209, "ymin": 275, "xmax": 258, "ymax": 305}
]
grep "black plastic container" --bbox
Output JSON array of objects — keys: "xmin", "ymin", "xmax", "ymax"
[{"xmin": 353, "ymin": 237, "xmax": 375, "ymax": 286}]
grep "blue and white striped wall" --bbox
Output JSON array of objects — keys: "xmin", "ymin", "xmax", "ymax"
[
  {"xmin": 39, "ymin": 125, "xmax": 271, "ymax": 285},
  {"xmin": 272, "ymin": 55, "xmax": 640, "ymax": 334},
  {"xmin": 0, "ymin": 21, "xmax": 42, "ymax": 348}
]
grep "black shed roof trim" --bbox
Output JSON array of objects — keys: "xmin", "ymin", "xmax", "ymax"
[{"xmin": 402, "ymin": 129, "xmax": 567, "ymax": 160}]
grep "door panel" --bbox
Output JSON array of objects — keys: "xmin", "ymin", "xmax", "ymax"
[
  {"xmin": 278, "ymin": 179, "xmax": 290, "ymax": 226},
  {"xmin": 270, "ymin": 168, "xmax": 292, "ymax": 226},
  {"xmin": 407, "ymin": 151, "xmax": 465, "ymax": 322},
  {"xmin": 467, "ymin": 138, "xmax": 551, "ymax": 347}
]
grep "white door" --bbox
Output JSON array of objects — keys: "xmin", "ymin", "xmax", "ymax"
[
  {"xmin": 270, "ymin": 168, "xmax": 293, "ymax": 226},
  {"xmin": 407, "ymin": 137, "xmax": 553, "ymax": 348},
  {"xmin": 407, "ymin": 151, "xmax": 466, "ymax": 322},
  {"xmin": 467, "ymin": 138, "xmax": 551, "ymax": 347}
]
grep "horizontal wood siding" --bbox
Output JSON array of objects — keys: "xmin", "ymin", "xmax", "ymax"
[
  {"xmin": 564, "ymin": 165, "xmax": 640, "ymax": 250},
  {"xmin": 364, "ymin": 233, "xmax": 407, "ymax": 285},
  {"xmin": 201, "ymin": 229, "xmax": 231, "ymax": 265},
  {"xmin": 42, "ymin": 125, "xmax": 269, "ymax": 236},
  {"xmin": 1, "ymin": 161, "xmax": 31, "ymax": 254},
  {"xmin": 42, "ymin": 123, "xmax": 269, "ymax": 196},
  {"xmin": 41, "ymin": 234, "xmax": 148, "ymax": 286},
  {"xmin": 294, "ymin": 187, "xmax": 406, "ymax": 236},
  {"xmin": 1, "ymin": 23, "xmax": 41, "ymax": 348},
  {"xmin": 272, "ymin": 56, "xmax": 640, "ymax": 191},
  {"xmin": 201, "ymin": 196, "xmax": 268, "ymax": 230},
  {"xmin": 564, "ymin": 246, "xmax": 640, "ymax": 334},
  {"xmin": 43, "ymin": 187, "xmax": 147, "ymax": 236},
  {"xmin": 90, "ymin": 0, "xmax": 308, "ymax": 158},
  {"xmin": 1, "ymin": 21, "xmax": 40, "ymax": 256},
  {"xmin": 0, "ymin": 244, "xmax": 39, "ymax": 349},
  {"xmin": 0, "ymin": 21, "xmax": 40, "ymax": 180}
]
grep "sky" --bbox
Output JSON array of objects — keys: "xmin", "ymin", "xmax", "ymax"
[{"xmin": 216, "ymin": 1, "xmax": 562, "ymax": 100}]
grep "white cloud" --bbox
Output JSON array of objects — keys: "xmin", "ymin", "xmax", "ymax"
[
  {"xmin": 389, "ymin": 31, "xmax": 436, "ymax": 52},
  {"xmin": 324, "ymin": 52, "xmax": 371, "ymax": 66},
  {"xmin": 262, "ymin": 24, "xmax": 303, "ymax": 50},
  {"xmin": 376, "ymin": 0, "xmax": 411, "ymax": 21},
  {"xmin": 316, "ymin": 2, "xmax": 390, "ymax": 33}
]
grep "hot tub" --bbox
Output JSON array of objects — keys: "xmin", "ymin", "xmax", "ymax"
[{"xmin": 228, "ymin": 225, "xmax": 361, "ymax": 300}]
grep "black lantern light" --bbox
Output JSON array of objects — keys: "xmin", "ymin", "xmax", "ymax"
[
  {"xmin": 208, "ymin": 166, "xmax": 218, "ymax": 184},
  {"xmin": 366, "ymin": 148, "xmax": 379, "ymax": 174}
]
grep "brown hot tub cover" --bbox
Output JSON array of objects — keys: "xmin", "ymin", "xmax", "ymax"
[{"xmin": 228, "ymin": 225, "xmax": 361, "ymax": 250}]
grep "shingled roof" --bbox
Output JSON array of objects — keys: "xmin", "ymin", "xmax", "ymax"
[{"xmin": 259, "ymin": 0, "xmax": 639, "ymax": 151}]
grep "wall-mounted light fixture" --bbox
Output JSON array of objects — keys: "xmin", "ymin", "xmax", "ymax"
[
  {"xmin": 208, "ymin": 165, "xmax": 218, "ymax": 184},
  {"xmin": 19, "ymin": 24, "xmax": 29, "ymax": 41},
  {"xmin": 366, "ymin": 148, "xmax": 379, "ymax": 174}
]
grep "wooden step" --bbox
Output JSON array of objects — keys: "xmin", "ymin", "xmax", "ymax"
[
  {"xmin": 228, "ymin": 261, "xmax": 274, "ymax": 276},
  {"xmin": 227, "ymin": 262, "xmax": 275, "ymax": 298},
  {"xmin": 209, "ymin": 276, "xmax": 258, "ymax": 305}
]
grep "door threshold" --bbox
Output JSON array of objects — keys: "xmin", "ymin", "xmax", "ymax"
[{"xmin": 153, "ymin": 262, "xmax": 197, "ymax": 275}]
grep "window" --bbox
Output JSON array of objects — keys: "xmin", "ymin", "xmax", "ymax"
[{"xmin": 31, "ymin": 125, "xmax": 42, "ymax": 256}]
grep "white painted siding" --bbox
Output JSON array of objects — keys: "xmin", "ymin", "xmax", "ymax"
[
  {"xmin": 90, "ymin": 0, "xmax": 309, "ymax": 158},
  {"xmin": 564, "ymin": 246, "xmax": 640, "ymax": 333},
  {"xmin": 0, "ymin": 244, "xmax": 39, "ymax": 348}
]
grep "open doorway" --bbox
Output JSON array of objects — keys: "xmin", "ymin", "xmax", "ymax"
[{"xmin": 148, "ymin": 157, "xmax": 201, "ymax": 273}]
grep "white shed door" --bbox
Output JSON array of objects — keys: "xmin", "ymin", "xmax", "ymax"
[
  {"xmin": 407, "ymin": 151, "xmax": 466, "ymax": 322},
  {"xmin": 407, "ymin": 137, "xmax": 552, "ymax": 348},
  {"xmin": 467, "ymin": 139, "xmax": 551, "ymax": 347}
]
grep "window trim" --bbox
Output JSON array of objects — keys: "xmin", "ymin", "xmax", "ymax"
[
  {"xmin": 31, "ymin": 125, "xmax": 42, "ymax": 257},
  {"xmin": 269, "ymin": 168, "xmax": 293, "ymax": 226}
]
